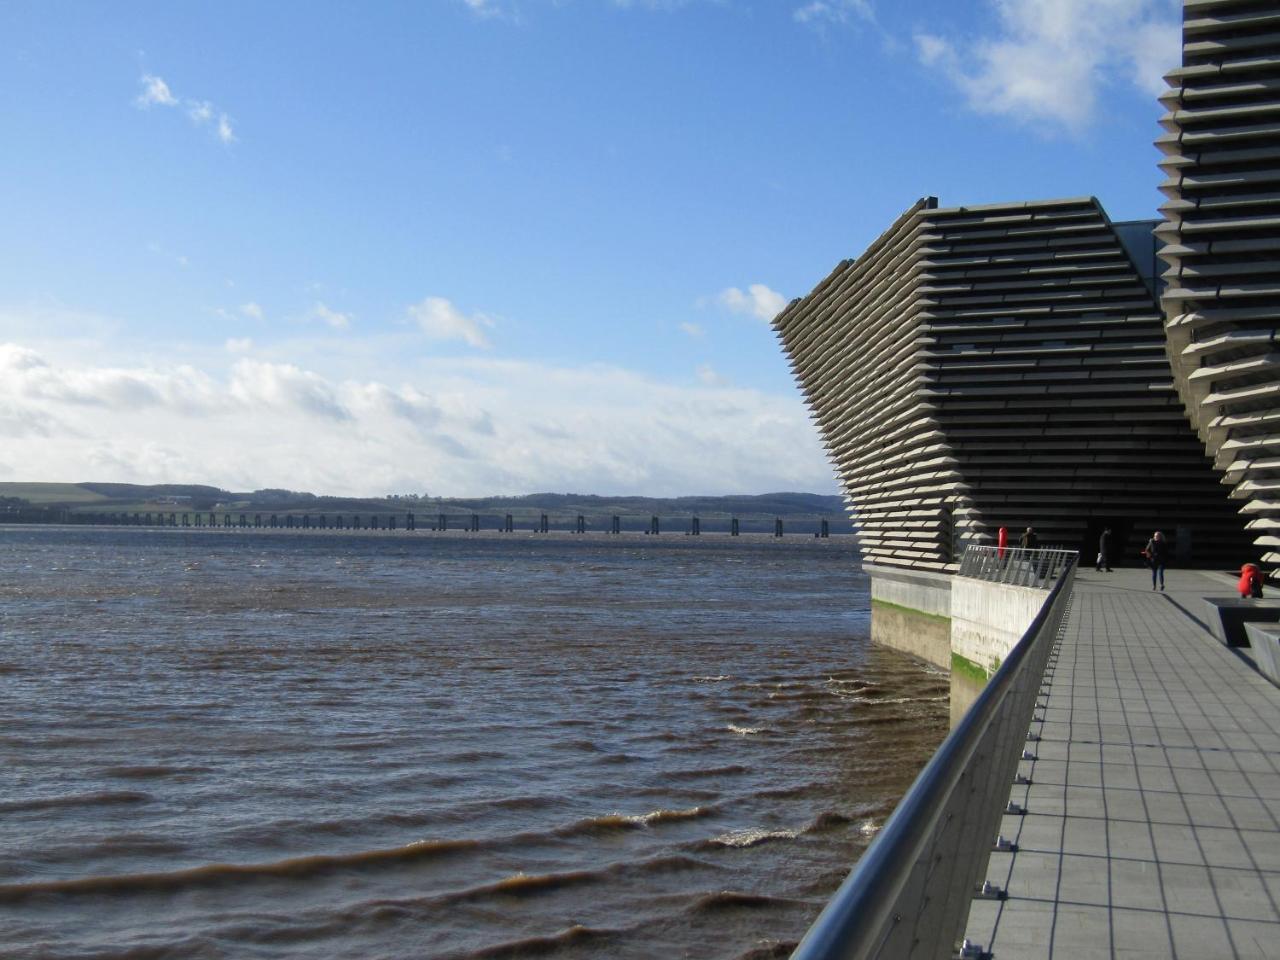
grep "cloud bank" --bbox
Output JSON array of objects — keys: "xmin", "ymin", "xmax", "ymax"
[{"xmin": 0, "ymin": 343, "xmax": 834, "ymax": 497}]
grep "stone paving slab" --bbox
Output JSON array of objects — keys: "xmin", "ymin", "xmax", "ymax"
[{"xmin": 963, "ymin": 568, "xmax": 1280, "ymax": 959}]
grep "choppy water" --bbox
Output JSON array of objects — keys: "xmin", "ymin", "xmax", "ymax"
[{"xmin": 0, "ymin": 528, "xmax": 948, "ymax": 959}]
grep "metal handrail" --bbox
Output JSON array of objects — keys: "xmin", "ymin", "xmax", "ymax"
[
  {"xmin": 791, "ymin": 547, "xmax": 1077, "ymax": 960},
  {"xmin": 956, "ymin": 545, "xmax": 1075, "ymax": 589}
]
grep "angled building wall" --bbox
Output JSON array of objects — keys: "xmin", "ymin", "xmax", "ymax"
[
  {"xmin": 1157, "ymin": 0, "xmax": 1280, "ymax": 566},
  {"xmin": 775, "ymin": 196, "xmax": 1254, "ymax": 572}
]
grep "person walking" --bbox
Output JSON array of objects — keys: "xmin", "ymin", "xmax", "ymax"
[
  {"xmin": 1019, "ymin": 526, "xmax": 1038, "ymax": 549},
  {"xmin": 1096, "ymin": 527, "xmax": 1113, "ymax": 572},
  {"xmin": 1145, "ymin": 530, "xmax": 1169, "ymax": 590}
]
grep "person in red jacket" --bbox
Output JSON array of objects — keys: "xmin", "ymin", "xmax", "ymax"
[{"xmin": 1240, "ymin": 563, "xmax": 1264, "ymax": 599}]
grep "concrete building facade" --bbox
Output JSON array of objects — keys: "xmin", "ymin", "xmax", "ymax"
[
  {"xmin": 1158, "ymin": 0, "xmax": 1280, "ymax": 566},
  {"xmin": 774, "ymin": 195, "xmax": 1254, "ymax": 576}
]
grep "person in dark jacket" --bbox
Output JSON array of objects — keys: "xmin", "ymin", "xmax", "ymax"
[
  {"xmin": 1096, "ymin": 528, "xmax": 1112, "ymax": 572},
  {"xmin": 1019, "ymin": 526, "xmax": 1038, "ymax": 549},
  {"xmin": 1145, "ymin": 530, "xmax": 1169, "ymax": 590}
]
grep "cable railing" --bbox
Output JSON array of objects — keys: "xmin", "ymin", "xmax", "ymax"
[
  {"xmin": 791, "ymin": 546, "xmax": 1077, "ymax": 960},
  {"xmin": 956, "ymin": 545, "xmax": 1076, "ymax": 589}
]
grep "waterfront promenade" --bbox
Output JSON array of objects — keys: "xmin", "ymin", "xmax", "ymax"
[{"xmin": 964, "ymin": 568, "xmax": 1280, "ymax": 958}]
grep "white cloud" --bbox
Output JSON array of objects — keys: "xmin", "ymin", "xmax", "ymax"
[
  {"xmin": 717, "ymin": 283, "xmax": 788, "ymax": 323},
  {"xmin": 187, "ymin": 100, "xmax": 213, "ymax": 124},
  {"xmin": 239, "ymin": 302, "xmax": 264, "ymax": 321},
  {"xmin": 679, "ymin": 322, "xmax": 705, "ymax": 338},
  {"xmin": 225, "ymin": 337, "xmax": 253, "ymax": 353},
  {"xmin": 0, "ymin": 342, "xmax": 217, "ymax": 413},
  {"xmin": 0, "ymin": 341, "xmax": 835, "ymax": 496},
  {"xmin": 146, "ymin": 242, "xmax": 190, "ymax": 269},
  {"xmin": 310, "ymin": 302, "xmax": 351, "ymax": 330},
  {"xmin": 696, "ymin": 363, "xmax": 727, "ymax": 386},
  {"xmin": 915, "ymin": 0, "xmax": 1181, "ymax": 133},
  {"xmin": 133, "ymin": 74, "xmax": 238, "ymax": 144},
  {"xmin": 462, "ymin": 0, "xmax": 719, "ymax": 20},
  {"xmin": 134, "ymin": 74, "xmax": 177, "ymax": 108},
  {"xmin": 217, "ymin": 113, "xmax": 236, "ymax": 144},
  {"xmin": 794, "ymin": 0, "xmax": 874, "ymax": 26},
  {"xmin": 408, "ymin": 297, "xmax": 494, "ymax": 349},
  {"xmin": 229, "ymin": 359, "xmax": 350, "ymax": 421},
  {"xmin": 461, "ymin": 0, "xmax": 509, "ymax": 19}
]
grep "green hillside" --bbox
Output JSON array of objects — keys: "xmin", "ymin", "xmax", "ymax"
[{"xmin": 0, "ymin": 482, "xmax": 847, "ymax": 521}]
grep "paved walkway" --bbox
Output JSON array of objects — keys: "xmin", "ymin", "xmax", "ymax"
[{"xmin": 964, "ymin": 567, "xmax": 1280, "ymax": 959}]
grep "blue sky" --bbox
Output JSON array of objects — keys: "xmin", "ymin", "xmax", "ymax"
[{"xmin": 0, "ymin": 0, "xmax": 1181, "ymax": 496}]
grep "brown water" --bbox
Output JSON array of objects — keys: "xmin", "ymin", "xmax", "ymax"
[{"xmin": 0, "ymin": 528, "xmax": 948, "ymax": 959}]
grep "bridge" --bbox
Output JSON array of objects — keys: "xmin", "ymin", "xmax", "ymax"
[{"xmin": 11, "ymin": 509, "xmax": 841, "ymax": 538}]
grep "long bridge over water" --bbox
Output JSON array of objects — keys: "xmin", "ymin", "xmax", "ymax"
[{"xmin": 11, "ymin": 509, "xmax": 840, "ymax": 538}]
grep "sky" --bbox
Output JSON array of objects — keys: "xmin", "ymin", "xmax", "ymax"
[{"xmin": 0, "ymin": 0, "xmax": 1182, "ymax": 498}]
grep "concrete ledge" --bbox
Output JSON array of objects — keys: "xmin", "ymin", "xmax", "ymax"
[
  {"xmin": 1202, "ymin": 597, "xmax": 1280, "ymax": 647},
  {"xmin": 864, "ymin": 563, "xmax": 952, "ymax": 618},
  {"xmin": 1244, "ymin": 623, "xmax": 1280, "ymax": 687}
]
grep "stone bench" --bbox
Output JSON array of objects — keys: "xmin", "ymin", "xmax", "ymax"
[
  {"xmin": 1201, "ymin": 597, "xmax": 1280, "ymax": 648},
  {"xmin": 1244, "ymin": 623, "xmax": 1280, "ymax": 688}
]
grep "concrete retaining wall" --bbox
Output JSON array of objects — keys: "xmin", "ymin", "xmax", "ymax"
[
  {"xmin": 866, "ymin": 563, "xmax": 1052, "ymax": 687},
  {"xmin": 950, "ymin": 578, "xmax": 1048, "ymax": 677},
  {"xmin": 866, "ymin": 563, "xmax": 953, "ymax": 669}
]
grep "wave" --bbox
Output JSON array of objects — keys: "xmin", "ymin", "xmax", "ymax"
[
  {"xmin": 805, "ymin": 811, "xmax": 852, "ymax": 832},
  {"xmin": 447, "ymin": 750, "xmax": 507, "ymax": 763},
  {"xmin": 747, "ymin": 781, "xmax": 827, "ymax": 800},
  {"xmin": 550, "ymin": 805, "xmax": 716, "ymax": 838},
  {"xmin": 0, "ymin": 790, "xmax": 151, "ymax": 813},
  {"xmin": 662, "ymin": 764, "xmax": 749, "ymax": 781},
  {"xmin": 697, "ymin": 828, "xmax": 800, "ymax": 850},
  {"xmin": 734, "ymin": 940, "xmax": 799, "ymax": 959},
  {"xmin": 687, "ymin": 890, "xmax": 805, "ymax": 912},
  {"xmin": 460, "ymin": 924, "xmax": 618, "ymax": 958},
  {"xmin": 0, "ymin": 837, "xmax": 480, "ymax": 901},
  {"xmin": 726, "ymin": 724, "xmax": 765, "ymax": 736},
  {"xmin": 98, "ymin": 765, "xmax": 212, "ymax": 779},
  {"xmin": 443, "ymin": 869, "xmax": 599, "ymax": 902},
  {"xmin": 0, "ymin": 802, "xmax": 725, "ymax": 901}
]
